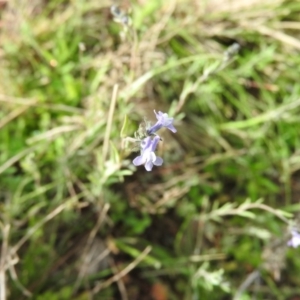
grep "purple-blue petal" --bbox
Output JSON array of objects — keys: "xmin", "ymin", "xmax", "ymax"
[
  {"xmin": 147, "ymin": 123, "xmax": 163, "ymax": 135},
  {"xmin": 166, "ymin": 124, "xmax": 177, "ymax": 133},
  {"xmin": 287, "ymin": 230, "xmax": 300, "ymax": 248},
  {"xmin": 140, "ymin": 137, "xmax": 152, "ymax": 149},
  {"xmin": 153, "ymin": 156, "xmax": 163, "ymax": 166},
  {"xmin": 150, "ymin": 136, "xmax": 160, "ymax": 152},
  {"xmin": 145, "ymin": 160, "xmax": 154, "ymax": 171},
  {"xmin": 132, "ymin": 156, "xmax": 145, "ymax": 166},
  {"xmin": 150, "ymin": 110, "xmax": 176, "ymax": 134}
]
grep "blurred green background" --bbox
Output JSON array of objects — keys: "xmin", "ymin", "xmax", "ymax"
[{"xmin": 1, "ymin": 0, "xmax": 300, "ymax": 299}]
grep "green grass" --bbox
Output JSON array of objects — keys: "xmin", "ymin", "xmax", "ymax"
[{"xmin": 1, "ymin": 0, "xmax": 300, "ymax": 299}]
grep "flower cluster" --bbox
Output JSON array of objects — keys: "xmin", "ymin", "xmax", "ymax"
[{"xmin": 132, "ymin": 110, "xmax": 176, "ymax": 171}]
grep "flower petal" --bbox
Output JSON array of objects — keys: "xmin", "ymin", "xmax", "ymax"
[
  {"xmin": 287, "ymin": 230, "xmax": 300, "ymax": 248},
  {"xmin": 153, "ymin": 156, "xmax": 163, "ymax": 166},
  {"xmin": 147, "ymin": 123, "xmax": 162, "ymax": 135},
  {"xmin": 152, "ymin": 110, "xmax": 176, "ymax": 134},
  {"xmin": 145, "ymin": 160, "xmax": 154, "ymax": 171},
  {"xmin": 132, "ymin": 155, "xmax": 145, "ymax": 166},
  {"xmin": 166, "ymin": 124, "xmax": 177, "ymax": 133},
  {"xmin": 140, "ymin": 137, "xmax": 152, "ymax": 149},
  {"xmin": 150, "ymin": 151, "xmax": 157, "ymax": 163}
]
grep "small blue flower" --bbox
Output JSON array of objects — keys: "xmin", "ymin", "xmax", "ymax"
[
  {"xmin": 287, "ymin": 230, "xmax": 300, "ymax": 248},
  {"xmin": 132, "ymin": 136, "xmax": 163, "ymax": 171},
  {"xmin": 147, "ymin": 110, "xmax": 177, "ymax": 135}
]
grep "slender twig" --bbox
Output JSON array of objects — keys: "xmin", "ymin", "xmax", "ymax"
[
  {"xmin": 0, "ymin": 225, "xmax": 10, "ymax": 300},
  {"xmin": 0, "ymin": 145, "xmax": 39, "ymax": 175},
  {"xmin": 175, "ymin": 54, "xmax": 236, "ymax": 114},
  {"xmin": 0, "ymin": 106, "xmax": 30, "ymax": 129},
  {"xmin": 92, "ymin": 246, "xmax": 152, "ymax": 295},
  {"xmin": 73, "ymin": 203, "xmax": 110, "ymax": 293},
  {"xmin": 0, "ymin": 94, "xmax": 82, "ymax": 113},
  {"xmin": 26, "ymin": 125, "xmax": 81, "ymax": 144},
  {"xmin": 102, "ymin": 84, "xmax": 118, "ymax": 163},
  {"xmin": 8, "ymin": 259, "xmax": 32, "ymax": 298},
  {"xmin": 110, "ymin": 258, "xmax": 129, "ymax": 300},
  {"xmin": 220, "ymin": 98, "xmax": 300, "ymax": 130},
  {"xmin": 233, "ymin": 270, "xmax": 260, "ymax": 300},
  {"xmin": 250, "ymin": 24, "xmax": 300, "ymax": 50},
  {"xmin": 10, "ymin": 197, "xmax": 78, "ymax": 255}
]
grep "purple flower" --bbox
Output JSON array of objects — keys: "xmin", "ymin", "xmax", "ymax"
[
  {"xmin": 132, "ymin": 136, "xmax": 163, "ymax": 171},
  {"xmin": 147, "ymin": 110, "xmax": 177, "ymax": 135},
  {"xmin": 287, "ymin": 230, "xmax": 300, "ymax": 248}
]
